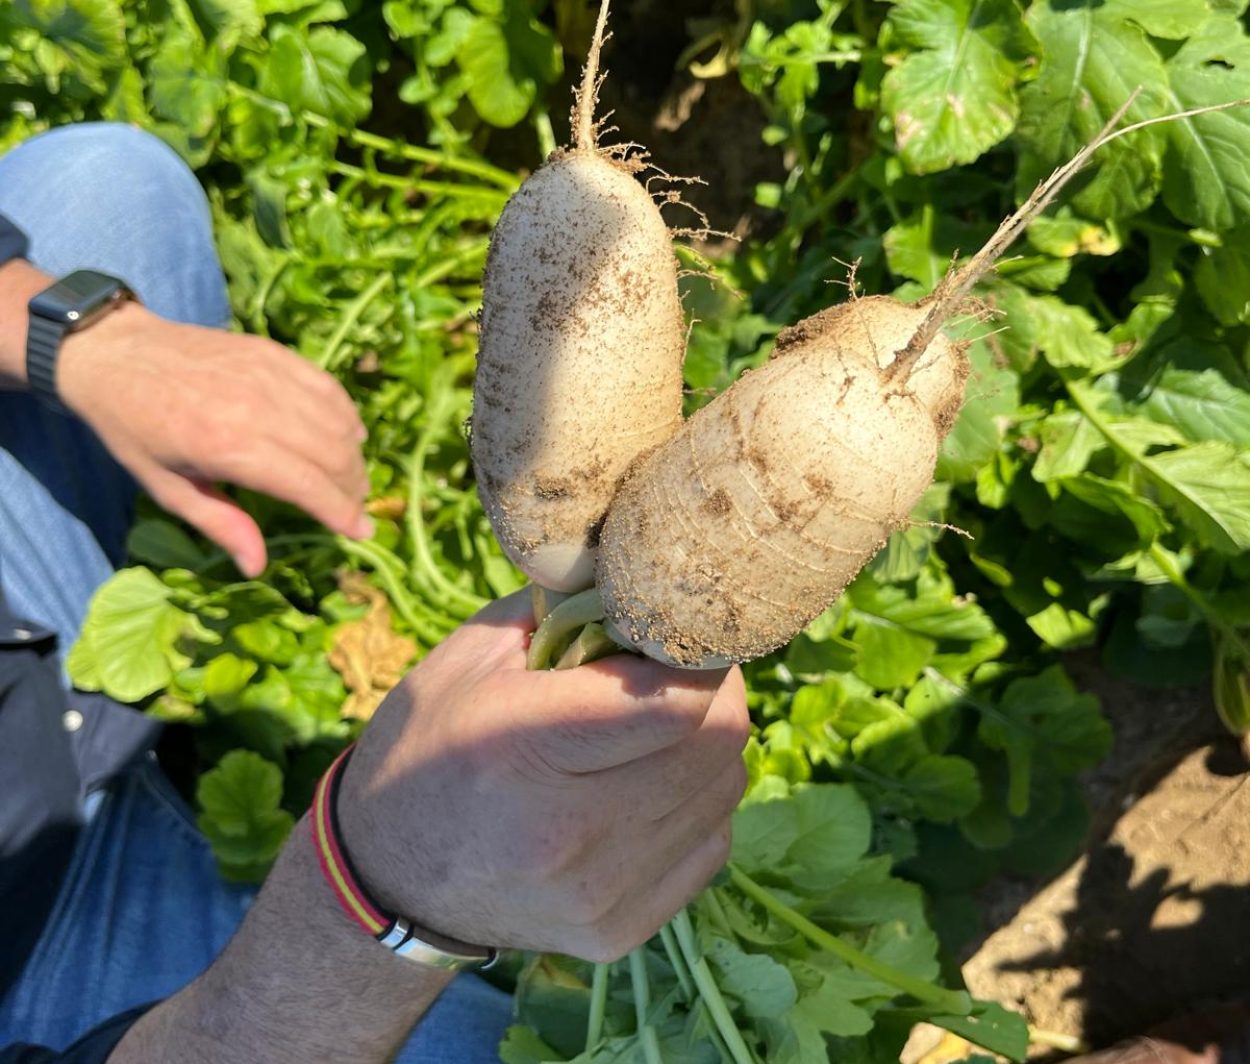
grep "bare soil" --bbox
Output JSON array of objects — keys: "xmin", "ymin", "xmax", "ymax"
[{"xmin": 962, "ymin": 655, "xmax": 1250, "ymax": 1047}]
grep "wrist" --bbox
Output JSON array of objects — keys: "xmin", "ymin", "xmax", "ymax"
[
  {"xmin": 57, "ymin": 299, "xmax": 152, "ymax": 417},
  {"xmin": 0, "ymin": 259, "xmax": 51, "ymax": 387},
  {"xmin": 125, "ymin": 816, "xmax": 454, "ymax": 1063},
  {"xmin": 326, "ymin": 744, "xmax": 497, "ymax": 966}
]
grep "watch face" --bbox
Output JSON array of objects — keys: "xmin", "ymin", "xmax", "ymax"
[{"xmin": 29, "ymin": 270, "xmax": 127, "ymax": 326}]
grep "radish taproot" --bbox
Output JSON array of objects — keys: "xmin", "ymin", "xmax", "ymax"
[
  {"xmin": 471, "ymin": 0, "xmax": 685, "ymax": 594},
  {"xmin": 592, "ymin": 96, "xmax": 1250, "ymax": 669}
]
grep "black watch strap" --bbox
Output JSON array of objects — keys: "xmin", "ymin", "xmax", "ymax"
[{"xmin": 26, "ymin": 313, "xmax": 69, "ymax": 413}]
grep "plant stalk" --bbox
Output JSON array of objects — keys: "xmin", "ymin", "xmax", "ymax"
[
  {"xmin": 526, "ymin": 588, "xmax": 606, "ymax": 670},
  {"xmin": 586, "ymin": 961, "xmax": 610, "ymax": 1052},
  {"xmin": 727, "ymin": 865, "xmax": 971, "ymax": 1015},
  {"xmin": 629, "ymin": 949, "xmax": 664, "ymax": 1064},
  {"xmin": 670, "ymin": 910, "xmax": 757, "ymax": 1064}
]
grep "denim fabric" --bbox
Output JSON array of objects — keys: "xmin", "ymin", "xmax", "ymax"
[{"xmin": 0, "ymin": 123, "xmax": 512, "ymax": 1060}]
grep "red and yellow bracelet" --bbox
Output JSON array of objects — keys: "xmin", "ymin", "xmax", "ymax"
[{"xmin": 310, "ymin": 744, "xmax": 497, "ymax": 971}]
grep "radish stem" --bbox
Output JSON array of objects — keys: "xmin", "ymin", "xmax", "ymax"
[
  {"xmin": 629, "ymin": 949, "xmax": 664, "ymax": 1064},
  {"xmin": 554, "ymin": 623, "xmax": 619, "ymax": 670},
  {"xmin": 527, "ymin": 588, "xmax": 605, "ymax": 670},
  {"xmin": 727, "ymin": 865, "xmax": 971, "ymax": 1015},
  {"xmin": 585, "ymin": 962, "xmax": 609, "ymax": 1051},
  {"xmin": 659, "ymin": 924, "xmax": 694, "ymax": 1002},
  {"xmin": 671, "ymin": 910, "xmax": 757, "ymax": 1064}
]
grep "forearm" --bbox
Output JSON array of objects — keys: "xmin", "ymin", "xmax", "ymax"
[
  {"xmin": 0, "ymin": 258, "xmax": 52, "ymax": 387},
  {"xmin": 110, "ymin": 817, "xmax": 454, "ymax": 1064}
]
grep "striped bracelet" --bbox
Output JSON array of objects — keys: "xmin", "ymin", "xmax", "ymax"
[{"xmin": 310, "ymin": 744, "xmax": 498, "ymax": 971}]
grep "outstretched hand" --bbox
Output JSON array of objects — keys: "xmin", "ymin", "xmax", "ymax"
[
  {"xmin": 338, "ymin": 590, "xmax": 751, "ymax": 962},
  {"xmin": 57, "ymin": 301, "xmax": 371, "ymax": 576}
]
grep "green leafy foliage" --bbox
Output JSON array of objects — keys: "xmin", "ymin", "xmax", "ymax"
[{"xmin": 10, "ymin": 0, "xmax": 1250, "ymax": 1058}]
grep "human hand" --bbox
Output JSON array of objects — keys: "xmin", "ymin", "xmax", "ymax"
[
  {"xmin": 57, "ymin": 301, "xmax": 370, "ymax": 576},
  {"xmin": 337, "ymin": 590, "xmax": 751, "ymax": 962}
]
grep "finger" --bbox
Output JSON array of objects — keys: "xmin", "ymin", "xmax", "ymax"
[
  {"xmin": 284, "ymin": 354, "xmax": 367, "ymax": 439},
  {"xmin": 261, "ymin": 409, "xmax": 368, "ymax": 504},
  {"xmin": 142, "ymin": 468, "xmax": 267, "ymax": 576},
  {"xmin": 570, "ymin": 819, "xmax": 733, "ymax": 963},
  {"xmin": 601, "ymin": 667, "xmax": 750, "ymax": 818},
  {"xmin": 208, "ymin": 444, "xmax": 370, "ymax": 539},
  {"xmin": 422, "ymin": 589, "xmax": 538, "ymax": 672},
  {"xmin": 524, "ymin": 657, "xmax": 730, "ymax": 773}
]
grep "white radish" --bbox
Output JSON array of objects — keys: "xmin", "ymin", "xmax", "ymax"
[
  {"xmin": 595, "ymin": 96, "xmax": 1249, "ymax": 668},
  {"xmin": 471, "ymin": 0, "xmax": 685, "ymax": 593}
]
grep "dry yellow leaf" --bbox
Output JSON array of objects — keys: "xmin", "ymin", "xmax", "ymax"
[{"xmin": 328, "ymin": 572, "xmax": 417, "ymax": 721}]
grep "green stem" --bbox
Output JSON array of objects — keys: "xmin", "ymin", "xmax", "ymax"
[
  {"xmin": 328, "ymin": 162, "xmax": 508, "ymax": 202},
  {"xmin": 554, "ymin": 624, "xmax": 619, "ymax": 670},
  {"xmin": 1148, "ymin": 543, "xmax": 1250, "ymax": 659},
  {"xmin": 526, "ymin": 589, "xmax": 605, "ymax": 670},
  {"xmin": 409, "ymin": 241, "xmax": 491, "ymax": 289},
  {"xmin": 534, "ymin": 109, "xmax": 557, "ymax": 159},
  {"xmin": 586, "ymin": 962, "xmax": 610, "ymax": 1052},
  {"xmin": 727, "ymin": 865, "xmax": 971, "ymax": 1015},
  {"xmin": 659, "ymin": 925, "xmax": 694, "ymax": 1002},
  {"xmin": 340, "ymin": 126, "xmax": 518, "ymax": 189},
  {"xmin": 629, "ymin": 950, "xmax": 664, "ymax": 1064},
  {"xmin": 406, "ymin": 419, "xmax": 487, "ymax": 616},
  {"xmin": 670, "ymin": 910, "xmax": 757, "ymax": 1064},
  {"xmin": 335, "ymin": 538, "xmax": 454, "ymax": 645},
  {"xmin": 318, "ymin": 272, "xmax": 392, "ymax": 371}
]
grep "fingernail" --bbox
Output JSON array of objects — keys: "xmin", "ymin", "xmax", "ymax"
[
  {"xmin": 355, "ymin": 424, "xmax": 368, "ymax": 442},
  {"xmin": 353, "ymin": 515, "xmax": 375, "ymax": 539}
]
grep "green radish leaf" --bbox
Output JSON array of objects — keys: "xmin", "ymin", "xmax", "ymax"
[
  {"xmin": 900, "ymin": 755, "xmax": 983, "ymax": 822},
  {"xmin": 196, "ymin": 750, "xmax": 294, "ymax": 879},
  {"xmin": 732, "ymin": 782, "xmax": 871, "ymax": 882},
  {"xmin": 977, "ymin": 665, "xmax": 1111, "ymax": 815},
  {"xmin": 498, "ymin": 1026, "xmax": 561, "ymax": 1064},
  {"xmin": 126, "ymin": 519, "xmax": 210, "ymax": 570},
  {"xmin": 937, "ymin": 340, "xmax": 1020, "ymax": 484},
  {"xmin": 260, "ymin": 23, "xmax": 370, "ymax": 123},
  {"xmin": 881, "ymin": 0, "xmax": 1036, "ymax": 175},
  {"xmin": 705, "ymin": 936, "xmax": 798, "ymax": 1019},
  {"xmin": 67, "ymin": 567, "xmax": 194, "ymax": 703},
  {"xmin": 932, "ymin": 1001, "xmax": 1029, "ymax": 1061},
  {"xmin": 1117, "ymin": 337, "xmax": 1250, "ymax": 447},
  {"xmin": 1160, "ymin": 17, "xmax": 1250, "ymax": 230},
  {"xmin": 1145, "ymin": 442, "xmax": 1250, "ymax": 554},
  {"xmin": 1032, "ymin": 412, "xmax": 1103, "ymax": 481},
  {"xmin": 1195, "ymin": 237, "xmax": 1250, "ymax": 325},
  {"xmin": 187, "ymin": 0, "xmax": 261, "ymax": 44},
  {"xmin": 1016, "ymin": 4, "xmax": 1167, "ymax": 221},
  {"xmin": 995, "ymin": 288, "xmax": 1116, "ymax": 373},
  {"xmin": 455, "ymin": 5, "xmax": 561, "ymax": 128},
  {"xmin": 148, "ymin": 26, "xmax": 228, "ymax": 164}
]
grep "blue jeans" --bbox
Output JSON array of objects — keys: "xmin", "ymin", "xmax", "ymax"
[{"xmin": 0, "ymin": 123, "xmax": 513, "ymax": 1060}]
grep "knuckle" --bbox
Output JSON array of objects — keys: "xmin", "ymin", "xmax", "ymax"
[
  {"xmin": 578, "ymin": 933, "xmax": 629, "ymax": 965},
  {"xmin": 564, "ymin": 876, "xmax": 616, "ymax": 928},
  {"xmin": 722, "ymin": 702, "xmax": 752, "ymax": 750}
]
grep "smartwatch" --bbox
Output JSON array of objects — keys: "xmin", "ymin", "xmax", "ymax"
[{"xmin": 27, "ymin": 270, "xmax": 134, "ymax": 412}]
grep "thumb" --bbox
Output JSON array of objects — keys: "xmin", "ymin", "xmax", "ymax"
[{"xmin": 143, "ymin": 468, "xmax": 268, "ymax": 577}]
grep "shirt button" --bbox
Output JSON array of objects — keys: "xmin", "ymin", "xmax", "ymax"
[{"xmin": 63, "ymin": 709, "xmax": 84, "ymax": 733}]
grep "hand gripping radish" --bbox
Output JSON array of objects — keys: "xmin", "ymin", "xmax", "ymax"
[{"xmin": 471, "ymin": 0, "xmax": 685, "ymax": 594}]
